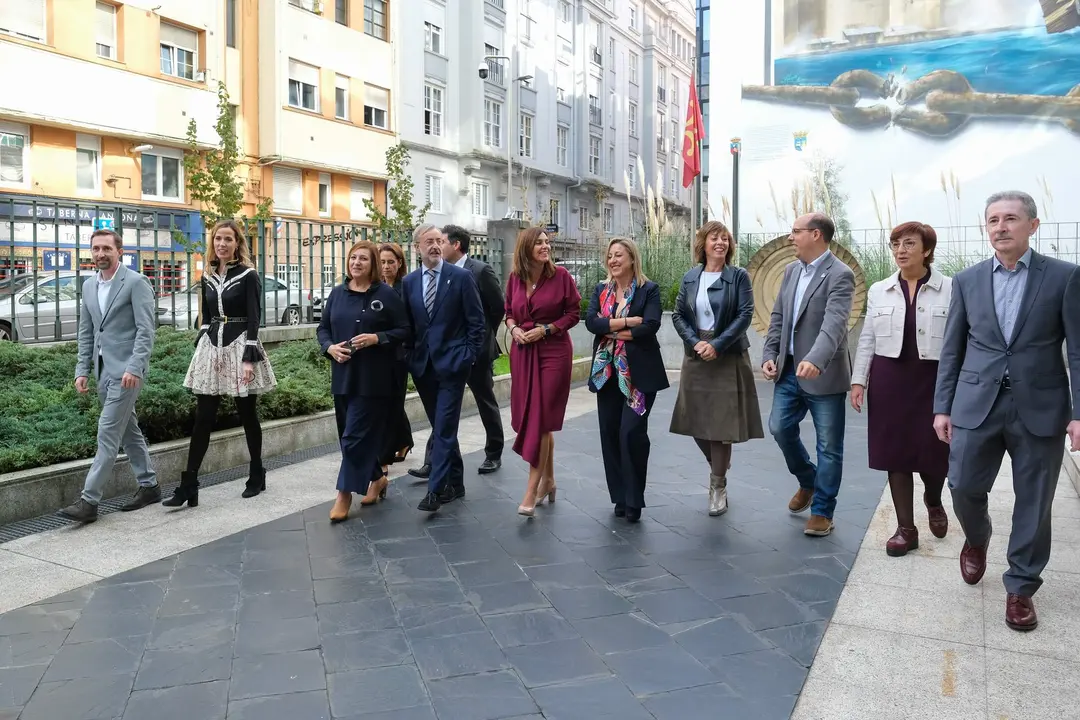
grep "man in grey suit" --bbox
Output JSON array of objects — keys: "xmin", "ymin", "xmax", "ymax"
[
  {"xmin": 934, "ymin": 190, "xmax": 1080, "ymax": 632},
  {"xmin": 762, "ymin": 213, "xmax": 855, "ymax": 537},
  {"xmin": 59, "ymin": 228, "xmax": 160, "ymax": 522}
]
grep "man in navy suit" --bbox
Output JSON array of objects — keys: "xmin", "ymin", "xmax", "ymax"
[{"xmin": 403, "ymin": 224, "xmax": 486, "ymax": 512}]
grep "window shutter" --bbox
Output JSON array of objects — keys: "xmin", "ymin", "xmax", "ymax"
[
  {"xmin": 351, "ymin": 179, "xmax": 374, "ymax": 220},
  {"xmin": 273, "ymin": 167, "xmax": 302, "ymax": 214},
  {"xmin": 95, "ymin": 2, "xmax": 115, "ymax": 46},
  {"xmin": 288, "ymin": 60, "xmax": 320, "ymax": 87},
  {"xmin": 0, "ymin": 0, "xmax": 46, "ymax": 40},
  {"xmin": 161, "ymin": 22, "xmax": 197, "ymax": 50},
  {"xmin": 364, "ymin": 86, "xmax": 389, "ymax": 111}
]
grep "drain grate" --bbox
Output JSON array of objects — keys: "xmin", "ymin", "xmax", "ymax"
[{"xmin": 0, "ymin": 444, "xmax": 341, "ymax": 545}]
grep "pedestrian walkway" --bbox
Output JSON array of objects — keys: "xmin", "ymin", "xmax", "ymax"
[
  {"xmin": 0, "ymin": 380, "xmax": 884, "ymax": 719},
  {"xmin": 793, "ymin": 459, "xmax": 1080, "ymax": 720}
]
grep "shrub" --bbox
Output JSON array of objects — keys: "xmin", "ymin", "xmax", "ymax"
[{"xmin": 0, "ymin": 328, "xmax": 333, "ymax": 475}]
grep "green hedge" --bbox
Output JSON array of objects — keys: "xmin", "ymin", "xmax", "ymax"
[{"xmin": 0, "ymin": 329, "xmax": 334, "ymax": 475}]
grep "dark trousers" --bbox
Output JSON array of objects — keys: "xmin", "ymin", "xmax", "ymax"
[
  {"xmin": 596, "ymin": 382, "xmax": 656, "ymax": 510},
  {"xmin": 333, "ymin": 394, "xmax": 347, "ymax": 439},
  {"xmin": 423, "ymin": 356, "xmax": 504, "ymax": 466},
  {"xmin": 413, "ymin": 369, "xmax": 466, "ymax": 495},
  {"xmin": 949, "ymin": 388, "xmax": 1064, "ymax": 597},
  {"xmin": 187, "ymin": 394, "xmax": 262, "ymax": 474}
]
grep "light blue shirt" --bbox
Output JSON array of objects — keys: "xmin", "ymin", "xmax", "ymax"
[
  {"xmin": 789, "ymin": 250, "xmax": 832, "ymax": 355},
  {"xmin": 992, "ymin": 247, "xmax": 1031, "ymax": 345}
]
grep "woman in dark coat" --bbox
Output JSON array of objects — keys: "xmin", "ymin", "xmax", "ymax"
[
  {"xmin": 376, "ymin": 242, "xmax": 414, "ymax": 475},
  {"xmin": 670, "ymin": 221, "xmax": 763, "ymax": 516},
  {"xmin": 585, "ymin": 238, "xmax": 669, "ymax": 522},
  {"xmin": 317, "ymin": 240, "xmax": 410, "ymax": 523}
]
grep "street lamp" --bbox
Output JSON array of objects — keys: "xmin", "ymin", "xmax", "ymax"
[{"xmin": 482, "ymin": 54, "xmax": 532, "ymax": 219}]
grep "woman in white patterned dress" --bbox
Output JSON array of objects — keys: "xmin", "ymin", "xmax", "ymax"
[{"xmin": 164, "ymin": 220, "xmax": 277, "ymax": 508}]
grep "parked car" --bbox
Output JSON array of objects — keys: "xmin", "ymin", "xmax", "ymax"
[
  {"xmin": 0, "ymin": 272, "xmax": 38, "ymax": 298},
  {"xmin": 0, "ymin": 271, "xmax": 97, "ymax": 342},
  {"xmin": 156, "ymin": 275, "xmax": 313, "ymax": 330},
  {"xmin": 310, "ymin": 283, "xmax": 337, "ymax": 322}
]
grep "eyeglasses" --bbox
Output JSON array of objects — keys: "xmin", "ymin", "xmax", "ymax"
[{"xmin": 889, "ymin": 240, "xmax": 919, "ymax": 251}]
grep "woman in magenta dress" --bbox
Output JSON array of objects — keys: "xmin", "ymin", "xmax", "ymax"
[{"xmin": 504, "ymin": 227, "xmax": 581, "ymax": 516}]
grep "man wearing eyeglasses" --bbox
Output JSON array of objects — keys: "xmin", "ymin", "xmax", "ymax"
[{"xmin": 762, "ymin": 213, "xmax": 855, "ymax": 537}]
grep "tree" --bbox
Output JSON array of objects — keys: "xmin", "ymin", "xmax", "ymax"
[
  {"xmin": 183, "ymin": 82, "xmax": 271, "ymax": 251},
  {"xmin": 363, "ymin": 143, "xmax": 430, "ymax": 232}
]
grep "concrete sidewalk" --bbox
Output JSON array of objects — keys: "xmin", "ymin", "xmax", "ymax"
[{"xmin": 793, "ymin": 460, "xmax": 1080, "ymax": 720}]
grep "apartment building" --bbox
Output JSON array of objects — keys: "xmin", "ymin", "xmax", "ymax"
[
  {"xmin": 0, "ymin": 0, "xmax": 221, "ymax": 288},
  {"xmin": 395, "ymin": 0, "xmax": 696, "ymax": 246}
]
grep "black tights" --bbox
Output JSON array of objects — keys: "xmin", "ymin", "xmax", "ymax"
[
  {"xmin": 186, "ymin": 395, "xmax": 262, "ymax": 474},
  {"xmin": 888, "ymin": 471, "xmax": 945, "ymax": 529}
]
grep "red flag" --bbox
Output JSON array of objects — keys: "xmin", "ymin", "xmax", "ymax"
[{"xmin": 681, "ymin": 74, "xmax": 706, "ymax": 189}]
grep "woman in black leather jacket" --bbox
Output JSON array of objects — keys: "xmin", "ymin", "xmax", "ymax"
[{"xmin": 669, "ymin": 221, "xmax": 763, "ymax": 516}]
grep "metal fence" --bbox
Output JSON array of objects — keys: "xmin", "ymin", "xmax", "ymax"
[{"xmin": 0, "ymin": 196, "xmax": 503, "ymax": 344}]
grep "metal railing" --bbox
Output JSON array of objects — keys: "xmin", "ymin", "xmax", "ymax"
[{"xmin": 0, "ymin": 196, "xmax": 504, "ymax": 344}]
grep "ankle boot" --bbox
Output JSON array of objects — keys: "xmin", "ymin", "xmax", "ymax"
[
  {"xmin": 886, "ymin": 526, "xmax": 919, "ymax": 557},
  {"xmin": 708, "ymin": 474, "xmax": 728, "ymax": 516},
  {"xmin": 242, "ymin": 464, "xmax": 266, "ymax": 498},
  {"xmin": 162, "ymin": 471, "xmax": 199, "ymax": 508}
]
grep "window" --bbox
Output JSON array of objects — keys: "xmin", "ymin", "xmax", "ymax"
[
  {"xmin": 627, "ymin": 160, "xmax": 637, "ymax": 190},
  {"xmin": 288, "ymin": 60, "xmax": 319, "ymax": 111},
  {"xmin": 559, "ymin": 0, "xmax": 571, "ymax": 23},
  {"xmin": 424, "ymin": 22, "xmax": 442, "ymax": 54},
  {"xmin": 424, "ymin": 84, "xmax": 443, "ymax": 137},
  {"xmin": 141, "ymin": 147, "xmax": 183, "ymax": 201},
  {"xmin": 628, "ymin": 102, "xmax": 637, "ymax": 137},
  {"xmin": 629, "ymin": 4, "xmax": 637, "ymax": 30},
  {"xmin": 657, "ymin": 111, "xmax": 666, "ymax": 151},
  {"xmin": 274, "ymin": 264, "xmax": 301, "ymax": 290},
  {"xmin": 363, "ymin": 0, "xmax": 387, "ymax": 41},
  {"xmin": 0, "ymin": 0, "xmax": 46, "ymax": 41},
  {"xmin": 556, "ymin": 126, "xmax": 568, "ymax": 167},
  {"xmin": 657, "ymin": 65, "xmax": 667, "ymax": 102},
  {"xmin": 671, "ymin": 118, "xmax": 679, "ymax": 151},
  {"xmin": 556, "ymin": 87, "xmax": 567, "ymax": 103},
  {"xmin": 226, "ymin": 0, "xmax": 237, "ymax": 47},
  {"xmin": 672, "ymin": 77, "xmax": 680, "ymax": 107},
  {"xmin": 484, "ymin": 99, "xmax": 502, "ymax": 148},
  {"xmin": 471, "ymin": 181, "xmax": 490, "ymax": 217},
  {"xmin": 363, "ymin": 86, "xmax": 389, "ymax": 129},
  {"xmin": 160, "ymin": 23, "xmax": 197, "ymax": 80},
  {"xmin": 335, "ymin": 0, "xmax": 348, "ymax": 25},
  {"xmin": 288, "ymin": 0, "xmax": 320, "ymax": 10},
  {"xmin": 272, "ymin": 166, "xmax": 302, "ymax": 214},
  {"xmin": 608, "ymin": 143, "xmax": 614, "ymax": 180},
  {"xmin": 335, "ymin": 75, "xmax": 350, "ymax": 120},
  {"xmin": 0, "ymin": 121, "xmax": 29, "ymax": 187},
  {"xmin": 629, "ymin": 53, "xmax": 639, "ymax": 84},
  {"xmin": 76, "ymin": 134, "xmax": 100, "ymax": 194},
  {"xmin": 608, "ymin": 37, "xmax": 615, "ymax": 63},
  {"xmin": 351, "ymin": 179, "xmax": 374, "ymax": 221},
  {"xmin": 603, "ymin": 204, "xmax": 614, "ymax": 232},
  {"xmin": 96, "ymin": 2, "xmax": 116, "ymax": 59},
  {"xmin": 484, "ymin": 44, "xmax": 503, "ymax": 85},
  {"xmin": 578, "ymin": 206, "xmax": 589, "ymax": 231},
  {"xmin": 588, "ymin": 136, "xmax": 601, "ymax": 175},
  {"xmin": 670, "ymin": 159, "xmax": 678, "ymax": 195},
  {"xmin": 322, "ymin": 263, "xmax": 339, "ymax": 287},
  {"xmin": 518, "ymin": 114, "xmax": 533, "ymax": 158},
  {"xmin": 589, "ymin": 95, "xmax": 602, "ymax": 125},
  {"xmin": 549, "ymin": 198, "xmax": 561, "ymax": 226},
  {"xmin": 318, "ymin": 173, "xmax": 331, "ymax": 217},
  {"xmin": 425, "ymin": 174, "xmax": 443, "ymax": 213}
]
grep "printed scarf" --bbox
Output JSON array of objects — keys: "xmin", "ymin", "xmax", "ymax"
[{"xmin": 589, "ymin": 280, "xmax": 646, "ymax": 416}]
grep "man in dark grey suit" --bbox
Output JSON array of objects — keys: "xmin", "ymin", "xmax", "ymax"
[
  {"xmin": 934, "ymin": 190, "xmax": 1080, "ymax": 632},
  {"xmin": 409, "ymin": 224, "xmax": 505, "ymax": 479},
  {"xmin": 59, "ymin": 228, "xmax": 160, "ymax": 522},
  {"xmin": 762, "ymin": 213, "xmax": 855, "ymax": 538}
]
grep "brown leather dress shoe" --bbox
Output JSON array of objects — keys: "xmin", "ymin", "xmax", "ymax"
[
  {"xmin": 925, "ymin": 495, "xmax": 948, "ymax": 538},
  {"xmin": 886, "ymin": 526, "xmax": 919, "ymax": 557},
  {"xmin": 959, "ymin": 541, "xmax": 988, "ymax": 585},
  {"xmin": 788, "ymin": 488, "xmax": 813, "ymax": 514},
  {"xmin": 804, "ymin": 514, "xmax": 834, "ymax": 536},
  {"xmin": 1005, "ymin": 594, "xmax": 1037, "ymax": 631}
]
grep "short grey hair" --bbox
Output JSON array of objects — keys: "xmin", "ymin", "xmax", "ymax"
[
  {"xmin": 985, "ymin": 191, "xmax": 1038, "ymax": 220},
  {"xmin": 412, "ymin": 224, "xmax": 439, "ymax": 243}
]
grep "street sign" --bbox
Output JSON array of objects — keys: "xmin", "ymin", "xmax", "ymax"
[
  {"xmin": 93, "ymin": 216, "xmax": 115, "ymax": 231},
  {"xmin": 544, "ymin": 223, "xmax": 558, "ymax": 234},
  {"xmin": 43, "ymin": 251, "xmax": 72, "ymax": 271}
]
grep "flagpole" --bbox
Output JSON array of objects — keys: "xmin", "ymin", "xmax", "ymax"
[{"xmin": 731, "ymin": 139, "xmax": 741, "ymax": 242}]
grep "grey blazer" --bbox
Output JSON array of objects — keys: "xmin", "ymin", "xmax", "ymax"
[
  {"xmin": 762, "ymin": 252, "xmax": 855, "ymax": 395},
  {"xmin": 933, "ymin": 251, "xmax": 1080, "ymax": 436},
  {"xmin": 74, "ymin": 264, "xmax": 158, "ymax": 384}
]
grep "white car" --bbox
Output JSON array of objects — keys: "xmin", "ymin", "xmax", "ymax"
[
  {"xmin": 0, "ymin": 271, "xmax": 97, "ymax": 342},
  {"xmin": 156, "ymin": 275, "xmax": 313, "ymax": 330}
]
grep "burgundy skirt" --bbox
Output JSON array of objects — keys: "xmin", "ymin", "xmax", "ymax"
[{"xmin": 866, "ymin": 354, "xmax": 950, "ymax": 477}]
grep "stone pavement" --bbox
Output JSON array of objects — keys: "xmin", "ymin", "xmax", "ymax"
[{"xmin": 0, "ymin": 381, "xmax": 886, "ymax": 720}]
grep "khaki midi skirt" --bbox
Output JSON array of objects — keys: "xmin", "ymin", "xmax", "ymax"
[{"xmin": 669, "ymin": 347, "xmax": 764, "ymax": 443}]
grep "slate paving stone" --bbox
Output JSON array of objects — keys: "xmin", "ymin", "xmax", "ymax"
[{"xmin": 0, "ymin": 385, "xmax": 883, "ymax": 719}]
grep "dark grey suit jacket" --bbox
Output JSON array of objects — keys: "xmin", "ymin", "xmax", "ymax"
[
  {"xmin": 762, "ymin": 251, "xmax": 855, "ymax": 395},
  {"xmin": 933, "ymin": 251, "xmax": 1080, "ymax": 436},
  {"xmin": 462, "ymin": 256, "xmax": 505, "ymax": 361}
]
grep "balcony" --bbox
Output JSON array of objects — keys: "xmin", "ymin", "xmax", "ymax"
[
  {"xmin": 485, "ymin": 60, "xmax": 505, "ymax": 87},
  {"xmin": 588, "ymin": 97, "xmax": 603, "ymax": 126}
]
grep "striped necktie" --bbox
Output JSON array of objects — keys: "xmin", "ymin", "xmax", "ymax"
[{"xmin": 424, "ymin": 268, "xmax": 437, "ymax": 317}]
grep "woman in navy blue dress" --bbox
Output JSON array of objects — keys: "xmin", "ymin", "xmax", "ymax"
[{"xmin": 317, "ymin": 240, "xmax": 410, "ymax": 523}]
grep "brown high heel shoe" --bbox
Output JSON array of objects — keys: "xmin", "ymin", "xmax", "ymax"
[
  {"xmin": 330, "ymin": 492, "xmax": 352, "ymax": 523},
  {"xmin": 361, "ymin": 476, "xmax": 389, "ymax": 506}
]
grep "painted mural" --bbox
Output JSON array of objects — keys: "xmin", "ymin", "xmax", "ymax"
[{"xmin": 728, "ymin": 0, "xmax": 1080, "ymax": 271}]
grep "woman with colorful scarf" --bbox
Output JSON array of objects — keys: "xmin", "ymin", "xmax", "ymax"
[
  {"xmin": 585, "ymin": 238, "xmax": 669, "ymax": 522},
  {"xmin": 670, "ymin": 221, "xmax": 763, "ymax": 516}
]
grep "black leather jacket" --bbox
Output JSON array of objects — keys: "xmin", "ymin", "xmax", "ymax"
[{"xmin": 671, "ymin": 264, "xmax": 753, "ymax": 356}]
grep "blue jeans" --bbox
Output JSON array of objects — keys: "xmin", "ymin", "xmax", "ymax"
[{"xmin": 768, "ymin": 361, "xmax": 846, "ymax": 519}]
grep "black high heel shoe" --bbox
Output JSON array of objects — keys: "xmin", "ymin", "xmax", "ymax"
[{"xmin": 162, "ymin": 471, "xmax": 199, "ymax": 508}]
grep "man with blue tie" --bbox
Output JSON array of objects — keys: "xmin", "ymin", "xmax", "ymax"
[{"xmin": 403, "ymin": 224, "xmax": 487, "ymax": 512}]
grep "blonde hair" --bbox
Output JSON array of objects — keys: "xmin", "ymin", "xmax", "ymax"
[
  {"xmin": 510, "ymin": 226, "xmax": 556, "ymax": 283},
  {"xmin": 205, "ymin": 219, "xmax": 254, "ymax": 268},
  {"xmin": 602, "ymin": 237, "xmax": 649, "ymax": 285}
]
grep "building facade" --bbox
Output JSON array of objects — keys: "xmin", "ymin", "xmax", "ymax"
[{"xmin": 394, "ymin": 0, "xmax": 696, "ymax": 247}]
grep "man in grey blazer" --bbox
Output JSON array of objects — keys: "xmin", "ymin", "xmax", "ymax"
[
  {"xmin": 59, "ymin": 228, "xmax": 160, "ymax": 522},
  {"xmin": 762, "ymin": 213, "xmax": 855, "ymax": 537},
  {"xmin": 934, "ymin": 190, "xmax": 1080, "ymax": 632}
]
